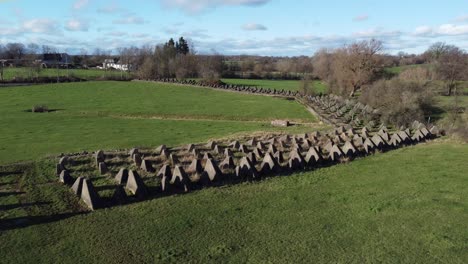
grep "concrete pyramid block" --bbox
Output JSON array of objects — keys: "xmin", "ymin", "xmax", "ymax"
[
  {"xmin": 206, "ymin": 141, "xmax": 217, "ymax": 150},
  {"xmin": 253, "ymin": 147, "xmax": 264, "ymax": 158},
  {"xmin": 288, "ymin": 149, "xmax": 305, "ymax": 170},
  {"xmin": 246, "ymin": 152, "xmax": 257, "ymax": 164},
  {"xmin": 260, "ymin": 152, "xmax": 280, "ymax": 174},
  {"xmin": 140, "ymin": 159, "xmax": 155, "ymax": 173},
  {"xmin": 155, "ymin": 145, "xmax": 167, "ymax": 154},
  {"xmin": 59, "ymin": 156, "xmax": 69, "ymax": 166},
  {"xmin": 305, "ymin": 146, "xmax": 322, "ymax": 165},
  {"xmin": 59, "ymin": 170, "xmax": 73, "ymax": 185},
  {"xmin": 256, "ymin": 141, "xmax": 265, "ymax": 150},
  {"xmin": 126, "ymin": 170, "xmax": 148, "ymax": 198},
  {"xmin": 98, "ymin": 162, "xmax": 108, "ymax": 175},
  {"xmin": 202, "ymin": 159, "xmax": 223, "ymax": 182},
  {"xmin": 56, "ymin": 163, "xmax": 65, "ymax": 176},
  {"xmin": 188, "ymin": 158, "xmax": 203, "ymax": 174},
  {"xmin": 371, "ymin": 134, "xmax": 386, "ymax": 148},
  {"xmin": 267, "ymin": 144, "xmax": 277, "ymax": 154},
  {"xmin": 169, "ymin": 154, "xmax": 179, "ymax": 165},
  {"xmin": 129, "ymin": 148, "xmax": 139, "ymax": 157},
  {"xmin": 157, "ymin": 164, "xmax": 172, "ymax": 178},
  {"xmin": 238, "ymin": 144, "xmax": 248, "ymax": 153},
  {"xmin": 115, "ymin": 168, "xmax": 129, "ymax": 184},
  {"xmin": 224, "ymin": 148, "xmax": 233, "ymax": 157},
  {"xmin": 235, "ymin": 157, "xmax": 258, "ymax": 179},
  {"xmin": 342, "ymin": 141, "xmax": 357, "ymax": 156},
  {"xmin": 328, "ymin": 145, "xmax": 344, "ymax": 161},
  {"xmin": 273, "ymin": 151, "xmax": 284, "ymax": 164},
  {"xmin": 71, "ymin": 177, "xmax": 84, "ymax": 196},
  {"xmin": 167, "ymin": 166, "xmax": 189, "ymax": 193},
  {"xmin": 203, "ymin": 152, "xmax": 213, "ymax": 160},
  {"xmin": 246, "ymin": 138, "xmax": 257, "ymax": 146},
  {"xmin": 363, "ymin": 138, "xmax": 375, "ymax": 154},
  {"xmin": 186, "ymin": 144, "xmax": 195, "ymax": 152},
  {"xmin": 160, "ymin": 149, "xmax": 170, "ymax": 159},
  {"xmin": 81, "ymin": 179, "xmax": 101, "ymax": 210},
  {"xmin": 213, "ymin": 145, "xmax": 223, "ymax": 154},
  {"xmin": 229, "ymin": 140, "xmax": 240, "ymax": 149},
  {"xmin": 219, "ymin": 156, "xmax": 235, "ymax": 170},
  {"xmin": 132, "ymin": 153, "xmax": 142, "ymax": 167}
]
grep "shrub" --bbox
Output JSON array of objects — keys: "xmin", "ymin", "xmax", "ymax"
[{"xmin": 360, "ymin": 78, "xmax": 434, "ymax": 127}]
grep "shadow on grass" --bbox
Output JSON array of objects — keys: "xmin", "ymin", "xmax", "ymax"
[
  {"xmin": 0, "ymin": 212, "xmax": 86, "ymax": 231},
  {"xmin": 0, "ymin": 191, "xmax": 25, "ymax": 197},
  {"xmin": 23, "ymin": 109, "xmax": 65, "ymax": 113},
  {"xmin": 0, "ymin": 201, "xmax": 51, "ymax": 211}
]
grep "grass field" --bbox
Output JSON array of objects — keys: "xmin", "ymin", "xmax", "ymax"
[
  {"xmin": 0, "ymin": 81, "xmax": 317, "ymax": 164},
  {"xmin": 221, "ymin": 78, "xmax": 328, "ymax": 93},
  {"xmin": 1, "ymin": 140, "xmax": 467, "ymax": 263},
  {"xmin": 384, "ymin": 64, "xmax": 432, "ymax": 75},
  {"xmin": 1, "ymin": 67, "xmax": 132, "ymax": 80}
]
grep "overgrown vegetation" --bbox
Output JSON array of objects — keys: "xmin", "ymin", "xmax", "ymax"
[{"xmin": 360, "ymin": 79, "xmax": 434, "ymax": 126}]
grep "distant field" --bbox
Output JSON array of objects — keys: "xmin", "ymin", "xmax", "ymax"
[
  {"xmin": 1, "ymin": 67, "xmax": 132, "ymax": 80},
  {"xmin": 0, "ymin": 81, "xmax": 317, "ymax": 163},
  {"xmin": 384, "ymin": 64, "xmax": 432, "ymax": 75},
  {"xmin": 221, "ymin": 78, "xmax": 328, "ymax": 93},
  {"xmin": 1, "ymin": 141, "xmax": 467, "ymax": 263}
]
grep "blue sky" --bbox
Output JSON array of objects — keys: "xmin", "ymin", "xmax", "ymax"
[{"xmin": 0, "ymin": 0, "xmax": 467, "ymax": 56}]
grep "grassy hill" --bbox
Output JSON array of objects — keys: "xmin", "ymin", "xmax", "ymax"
[{"xmin": 1, "ymin": 140, "xmax": 466, "ymax": 263}]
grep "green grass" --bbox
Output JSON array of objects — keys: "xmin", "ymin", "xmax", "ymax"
[
  {"xmin": 1, "ymin": 67, "xmax": 131, "ymax": 80},
  {"xmin": 221, "ymin": 78, "xmax": 328, "ymax": 93},
  {"xmin": 1, "ymin": 141, "xmax": 467, "ymax": 263},
  {"xmin": 0, "ymin": 81, "xmax": 317, "ymax": 164}
]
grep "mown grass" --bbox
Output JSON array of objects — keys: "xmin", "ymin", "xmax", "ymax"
[
  {"xmin": 0, "ymin": 81, "xmax": 317, "ymax": 164},
  {"xmin": 221, "ymin": 78, "xmax": 328, "ymax": 93},
  {"xmin": 1, "ymin": 67, "xmax": 132, "ymax": 80},
  {"xmin": 1, "ymin": 141, "xmax": 466, "ymax": 263}
]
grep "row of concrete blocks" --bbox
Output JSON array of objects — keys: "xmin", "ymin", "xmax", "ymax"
[
  {"xmin": 152, "ymin": 78, "xmax": 301, "ymax": 97},
  {"xmin": 56, "ymin": 126, "xmax": 435, "ymax": 210}
]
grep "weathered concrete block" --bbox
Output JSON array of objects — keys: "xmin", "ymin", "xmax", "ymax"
[
  {"xmin": 115, "ymin": 168, "xmax": 129, "ymax": 184},
  {"xmin": 71, "ymin": 177, "xmax": 84, "ymax": 196},
  {"xmin": 271, "ymin": 120, "xmax": 290, "ymax": 127},
  {"xmin": 126, "ymin": 170, "xmax": 148, "ymax": 199},
  {"xmin": 59, "ymin": 170, "xmax": 73, "ymax": 185},
  {"xmin": 201, "ymin": 159, "xmax": 223, "ymax": 183},
  {"xmin": 140, "ymin": 159, "xmax": 155, "ymax": 173},
  {"xmin": 81, "ymin": 179, "xmax": 101, "ymax": 210},
  {"xmin": 98, "ymin": 162, "xmax": 108, "ymax": 175},
  {"xmin": 157, "ymin": 164, "xmax": 172, "ymax": 178}
]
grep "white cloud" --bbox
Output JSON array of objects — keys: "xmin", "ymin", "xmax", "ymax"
[
  {"xmin": 436, "ymin": 24, "xmax": 468, "ymax": 35},
  {"xmin": 113, "ymin": 16, "xmax": 146, "ymax": 24},
  {"xmin": 65, "ymin": 19, "xmax": 89, "ymax": 31},
  {"xmin": 353, "ymin": 14, "xmax": 369, "ymax": 22},
  {"xmin": 242, "ymin": 23, "xmax": 267, "ymax": 31},
  {"xmin": 73, "ymin": 0, "xmax": 89, "ymax": 10},
  {"xmin": 97, "ymin": 3, "xmax": 125, "ymax": 14},
  {"xmin": 414, "ymin": 26, "xmax": 432, "ymax": 36},
  {"xmin": 455, "ymin": 15, "xmax": 468, "ymax": 22},
  {"xmin": 22, "ymin": 19, "xmax": 59, "ymax": 34},
  {"xmin": 161, "ymin": 0, "xmax": 271, "ymax": 14}
]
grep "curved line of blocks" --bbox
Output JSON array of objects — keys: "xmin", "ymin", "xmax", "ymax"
[
  {"xmin": 57, "ymin": 125, "xmax": 437, "ymax": 211},
  {"xmin": 56, "ymin": 78, "xmax": 440, "ymax": 210}
]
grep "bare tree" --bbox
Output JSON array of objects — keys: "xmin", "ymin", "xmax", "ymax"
[
  {"xmin": 427, "ymin": 43, "xmax": 467, "ymax": 96},
  {"xmin": 332, "ymin": 39, "xmax": 383, "ymax": 97}
]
